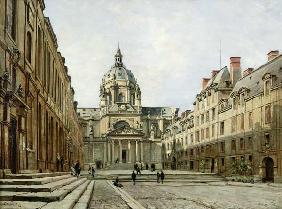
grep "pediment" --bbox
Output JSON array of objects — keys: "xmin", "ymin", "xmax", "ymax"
[{"xmin": 107, "ymin": 126, "xmax": 144, "ymax": 136}]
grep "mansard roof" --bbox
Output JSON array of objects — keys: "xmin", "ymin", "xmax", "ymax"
[
  {"xmin": 231, "ymin": 54, "xmax": 282, "ymax": 99},
  {"xmin": 203, "ymin": 66, "xmax": 231, "ymax": 91},
  {"xmin": 142, "ymin": 107, "xmax": 179, "ymax": 117}
]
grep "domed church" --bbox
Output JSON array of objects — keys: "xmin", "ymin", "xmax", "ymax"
[{"xmin": 77, "ymin": 47, "xmax": 178, "ymax": 169}]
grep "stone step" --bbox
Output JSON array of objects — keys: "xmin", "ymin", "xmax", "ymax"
[
  {"xmin": 0, "ymin": 178, "xmax": 87, "ymax": 202},
  {"xmin": 73, "ymin": 180, "xmax": 95, "ymax": 209},
  {"xmin": 0, "ymin": 177, "xmax": 78, "ymax": 192},
  {"xmin": 41, "ymin": 180, "xmax": 91, "ymax": 209},
  {"xmin": 0, "ymin": 174, "xmax": 71, "ymax": 185},
  {"xmin": 4, "ymin": 172, "xmax": 69, "ymax": 179},
  {"xmin": 0, "ymin": 201, "xmax": 47, "ymax": 209}
]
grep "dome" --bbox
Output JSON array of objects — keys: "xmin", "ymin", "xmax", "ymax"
[
  {"xmin": 103, "ymin": 66, "xmax": 136, "ymax": 84},
  {"xmin": 102, "ymin": 47, "xmax": 137, "ymax": 85}
]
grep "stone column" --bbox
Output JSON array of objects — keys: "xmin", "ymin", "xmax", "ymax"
[
  {"xmin": 128, "ymin": 141, "xmax": 131, "ymax": 163},
  {"xmin": 135, "ymin": 140, "xmax": 139, "ymax": 162},
  {"xmin": 107, "ymin": 141, "xmax": 111, "ymax": 164},
  {"xmin": 119, "ymin": 140, "xmax": 122, "ymax": 163},
  {"xmin": 140, "ymin": 140, "xmax": 144, "ymax": 162},
  {"xmin": 111, "ymin": 141, "xmax": 115, "ymax": 163},
  {"xmin": 103, "ymin": 143, "xmax": 107, "ymax": 167}
]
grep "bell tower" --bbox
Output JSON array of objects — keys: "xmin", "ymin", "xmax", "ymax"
[{"xmin": 115, "ymin": 45, "xmax": 123, "ymax": 67}]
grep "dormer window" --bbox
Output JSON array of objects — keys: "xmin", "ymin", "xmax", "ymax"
[{"xmin": 265, "ymin": 79, "xmax": 270, "ymax": 96}]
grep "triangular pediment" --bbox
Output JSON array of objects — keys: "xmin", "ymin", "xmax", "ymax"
[{"xmin": 107, "ymin": 126, "xmax": 144, "ymax": 136}]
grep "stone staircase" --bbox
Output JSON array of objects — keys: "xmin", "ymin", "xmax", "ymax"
[
  {"xmin": 96, "ymin": 170, "xmax": 225, "ymax": 183},
  {"xmin": 104, "ymin": 163, "xmax": 135, "ymax": 170},
  {"xmin": 0, "ymin": 172, "xmax": 95, "ymax": 209}
]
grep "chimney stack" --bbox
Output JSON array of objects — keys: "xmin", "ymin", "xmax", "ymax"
[
  {"xmin": 230, "ymin": 57, "xmax": 241, "ymax": 85},
  {"xmin": 211, "ymin": 70, "xmax": 220, "ymax": 78},
  {"xmin": 243, "ymin": 68, "xmax": 254, "ymax": 77},
  {"xmin": 267, "ymin": 50, "xmax": 279, "ymax": 62},
  {"xmin": 202, "ymin": 78, "xmax": 210, "ymax": 90}
]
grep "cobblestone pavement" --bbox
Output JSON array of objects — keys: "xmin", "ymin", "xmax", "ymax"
[
  {"xmin": 121, "ymin": 181, "xmax": 282, "ymax": 209},
  {"xmin": 89, "ymin": 180, "xmax": 130, "ymax": 209}
]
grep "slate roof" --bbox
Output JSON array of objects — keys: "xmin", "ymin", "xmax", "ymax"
[
  {"xmin": 142, "ymin": 107, "xmax": 179, "ymax": 117},
  {"xmin": 231, "ymin": 54, "xmax": 282, "ymax": 99},
  {"xmin": 77, "ymin": 108, "xmax": 100, "ymax": 120}
]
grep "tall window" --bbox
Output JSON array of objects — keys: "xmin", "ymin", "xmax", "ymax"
[
  {"xmin": 206, "ymin": 112, "xmax": 209, "ymax": 122},
  {"xmin": 211, "ymin": 124, "xmax": 215, "ymax": 137},
  {"xmin": 7, "ymin": 0, "xmax": 17, "ymax": 40},
  {"xmin": 118, "ymin": 93, "xmax": 124, "ymax": 102},
  {"xmin": 206, "ymin": 127, "xmax": 210, "ymax": 139},
  {"xmin": 212, "ymin": 108, "xmax": 216, "ymax": 120},
  {"xmin": 240, "ymin": 138, "xmax": 244, "ymax": 150},
  {"xmin": 201, "ymin": 129, "xmax": 204, "ymax": 140},
  {"xmin": 265, "ymin": 80, "xmax": 270, "ymax": 96},
  {"xmin": 220, "ymin": 142, "xmax": 225, "ymax": 153},
  {"xmin": 248, "ymin": 112, "xmax": 253, "ymax": 129},
  {"xmin": 37, "ymin": 27, "xmax": 42, "ymax": 79},
  {"xmin": 220, "ymin": 121, "xmax": 224, "ymax": 135},
  {"xmin": 231, "ymin": 116, "xmax": 236, "ymax": 133},
  {"xmin": 26, "ymin": 32, "xmax": 32, "ymax": 63},
  {"xmin": 231, "ymin": 140, "xmax": 236, "ymax": 151},
  {"xmin": 240, "ymin": 113, "xmax": 244, "ymax": 130},
  {"xmin": 265, "ymin": 104, "xmax": 271, "ymax": 124}
]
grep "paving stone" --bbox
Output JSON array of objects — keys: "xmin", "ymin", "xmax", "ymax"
[{"xmin": 88, "ymin": 180, "xmax": 130, "ymax": 209}]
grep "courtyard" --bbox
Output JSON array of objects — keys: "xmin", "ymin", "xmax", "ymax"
[{"xmin": 89, "ymin": 170, "xmax": 282, "ymax": 209}]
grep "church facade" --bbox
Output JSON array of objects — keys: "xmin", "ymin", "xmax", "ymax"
[{"xmin": 78, "ymin": 48, "xmax": 178, "ymax": 169}]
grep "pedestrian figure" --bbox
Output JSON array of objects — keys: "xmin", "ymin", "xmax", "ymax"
[
  {"xmin": 60, "ymin": 156, "xmax": 64, "ymax": 172},
  {"xmin": 113, "ymin": 177, "xmax": 123, "ymax": 188},
  {"xmin": 115, "ymin": 158, "xmax": 119, "ymax": 164},
  {"xmin": 160, "ymin": 170, "xmax": 165, "ymax": 184},
  {"xmin": 141, "ymin": 163, "xmax": 143, "ymax": 171},
  {"xmin": 134, "ymin": 163, "xmax": 138, "ymax": 171},
  {"xmin": 137, "ymin": 167, "xmax": 141, "ymax": 175},
  {"xmin": 146, "ymin": 163, "xmax": 149, "ymax": 170},
  {"xmin": 157, "ymin": 172, "xmax": 160, "ymax": 183},
  {"xmin": 74, "ymin": 160, "xmax": 80, "ymax": 177},
  {"xmin": 91, "ymin": 167, "xmax": 95, "ymax": 178},
  {"xmin": 88, "ymin": 165, "xmax": 91, "ymax": 174},
  {"xmin": 131, "ymin": 171, "xmax": 136, "ymax": 185},
  {"xmin": 56, "ymin": 153, "xmax": 60, "ymax": 172}
]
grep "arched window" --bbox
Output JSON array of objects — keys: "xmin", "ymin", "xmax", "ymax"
[
  {"xmin": 108, "ymin": 92, "xmax": 112, "ymax": 105},
  {"xmin": 26, "ymin": 31, "xmax": 32, "ymax": 63},
  {"xmin": 118, "ymin": 93, "xmax": 124, "ymax": 102}
]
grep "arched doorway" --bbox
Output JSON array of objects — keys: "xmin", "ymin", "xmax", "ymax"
[{"xmin": 263, "ymin": 157, "xmax": 274, "ymax": 182}]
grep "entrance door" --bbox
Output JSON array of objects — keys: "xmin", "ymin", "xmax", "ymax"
[
  {"xmin": 122, "ymin": 150, "xmax": 126, "ymax": 163},
  {"xmin": 211, "ymin": 158, "xmax": 215, "ymax": 173},
  {"xmin": 264, "ymin": 157, "xmax": 274, "ymax": 182},
  {"xmin": 9, "ymin": 118, "xmax": 17, "ymax": 173}
]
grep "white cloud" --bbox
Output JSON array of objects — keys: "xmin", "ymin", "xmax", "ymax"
[{"xmin": 44, "ymin": 0, "xmax": 282, "ymax": 111}]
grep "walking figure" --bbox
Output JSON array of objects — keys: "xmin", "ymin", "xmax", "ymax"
[
  {"xmin": 146, "ymin": 163, "xmax": 149, "ymax": 170},
  {"xmin": 160, "ymin": 170, "xmax": 165, "ymax": 184},
  {"xmin": 136, "ymin": 166, "xmax": 141, "ymax": 175},
  {"xmin": 60, "ymin": 157, "xmax": 64, "ymax": 172},
  {"xmin": 131, "ymin": 171, "xmax": 136, "ymax": 185},
  {"xmin": 91, "ymin": 167, "xmax": 95, "ymax": 178},
  {"xmin": 74, "ymin": 160, "xmax": 80, "ymax": 177},
  {"xmin": 56, "ymin": 153, "xmax": 60, "ymax": 172},
  {"xmin": 157, "ymin": 172, "xmax": 160, "ymax": 183}
]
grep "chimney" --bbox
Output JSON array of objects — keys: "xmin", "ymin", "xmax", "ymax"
[
  {"xmin": 230, "ymin": 57, "xmax": 241, "ymax": 85},
  {"xmin": 202, "ymin": 78, "xmax": 210, "ymax": 90},
  {"xmin": 267, "ymin": 50, "xmax": 279, "ymax": 61},
  {"xmin": 243, "ymin": 68, "xmax": 253, "ymax": 77},
  {"xmin": 211, "ymin": 70, "xmax": 219, "ymax": 78}
]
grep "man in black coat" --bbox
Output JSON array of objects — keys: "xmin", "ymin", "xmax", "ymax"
[
  {"xmin": 160, "ymin": 170, "xmax": 165, "ymax": 184},
  {"xmin": 131, "ymin": 171, "xmax": 136, "ymax": 185}
]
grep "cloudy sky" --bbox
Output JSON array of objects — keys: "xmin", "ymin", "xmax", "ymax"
[{"xmin": 44, "ymin": 0, "xmax": 282, "ymax": 111}]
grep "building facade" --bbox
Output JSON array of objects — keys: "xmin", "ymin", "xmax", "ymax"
[
  {"xmin": 78, "ymin": 48, "xmax": 178, "ymax": 169},
  {"xmin": 0, "ymin": 0, "xmax": 83, "ymax": 176},
  {"xmin": 163, "ymin": 51, "xmax": 282, "ymax": 183}
]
